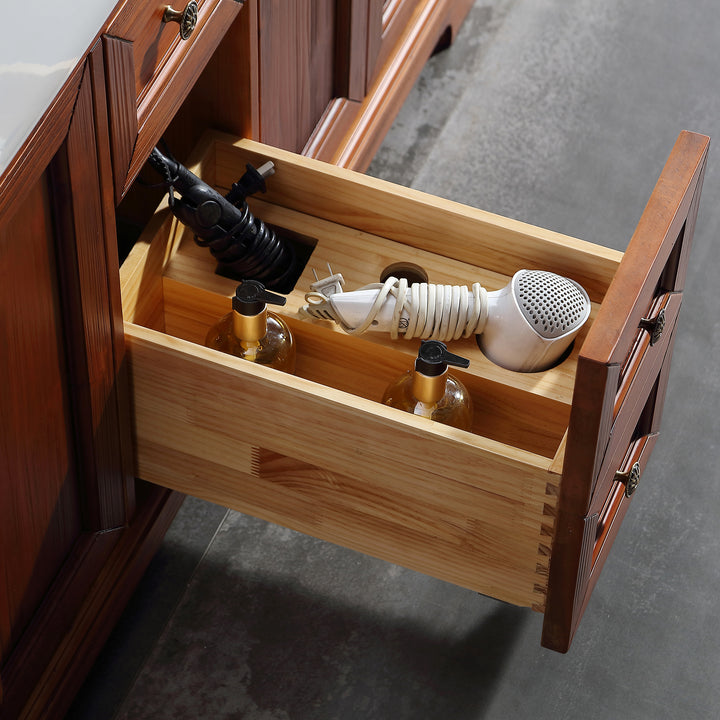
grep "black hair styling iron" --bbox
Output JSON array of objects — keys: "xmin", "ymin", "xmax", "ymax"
[{"xmin": 148, "ymin": 145, "xmax": 296, "ymax": 290}]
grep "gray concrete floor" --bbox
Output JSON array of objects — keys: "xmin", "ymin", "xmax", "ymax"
[{"xmin": 69, "ymin": 1, "xmax": 720, "ymax": 718}]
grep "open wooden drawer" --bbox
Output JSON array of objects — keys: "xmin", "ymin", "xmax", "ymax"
[{"xmin": 119, "ymin": 130, "xmax": 708, "ymax": 652}]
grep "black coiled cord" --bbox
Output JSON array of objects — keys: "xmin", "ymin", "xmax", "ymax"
[{"xmin": 147, "ymin": 145, "xmax": 296, "ymax": 290}]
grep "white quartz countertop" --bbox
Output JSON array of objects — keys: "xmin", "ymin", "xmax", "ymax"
[{"xmin": 1, "ymin": 1, "xmax": 120, "ymax": 177}]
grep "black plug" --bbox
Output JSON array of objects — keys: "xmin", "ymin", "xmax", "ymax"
[{"xmin": 226, "ymin": 162, "xmax": 276, "ymax": 206}]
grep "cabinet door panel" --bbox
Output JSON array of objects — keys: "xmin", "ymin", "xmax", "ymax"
[
  {"xmin": 0, "ymin": 177, "xmax": 82, "ymax": 664},
  {"xmin": 258, "ymin": 0, "xmax": 335, "ymax": 151},
  {"xmin": 335, "ymin": 0, "xmax": 383, "ymax": 100},
  {"xmin": 0, "ymin": 46, "xmax": 134, "ymax": 719},
  {"xmin": 50, "ymin": 56, "xmax": 133, "ymax": 531}
]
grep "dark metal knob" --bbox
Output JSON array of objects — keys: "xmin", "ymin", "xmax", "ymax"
[
  {"xmin": 163, "ymin": 1, "xmax": 198, "ymax": 40},
  {"xmin": 639, "ymin": 307, "xmax": 665, "ymax": 346},
  {"xmin": 614, "ymin": 461, "xmax": 641, "ymax": 498}
]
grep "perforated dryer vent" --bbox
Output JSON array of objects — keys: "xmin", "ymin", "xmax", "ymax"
[{"xmin": 515, "ymin": 270, "xmax": 589, "ymax": 339}]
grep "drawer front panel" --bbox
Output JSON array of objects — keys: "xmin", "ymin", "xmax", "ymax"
[
  {"xmin": 108, "ymin": 0, "xmax": 219, "ymax": 103},
  {"xmin": 590, "ymin": 291, "xmax": 682, "ymax": 510},
  {"xmin": 542, "ymin": 130, "xmax": 709, "ymax": 653},
  {"xmin": 592, "ymin": 432, "xmax": 659, "ymax": 570},
  {"xmin": 126, "ymin": 323, "xmax": 555, "ymax": 608},
  {"xmin": 574, "ymin": 431, "xmax": 659, "ymax": 629},
  {"xmin": 614, "ymin": 293, "xmax": 680, "ymax": 420}
]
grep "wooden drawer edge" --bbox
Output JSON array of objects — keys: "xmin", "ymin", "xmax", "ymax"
[{"xmin": 303, "ymin": 0, "xmax": 474, "ymax": 172}]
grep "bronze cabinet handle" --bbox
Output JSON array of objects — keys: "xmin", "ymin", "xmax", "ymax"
[
  {"xmin": 163, "ymin": 1, "xmax": 198, "ymax": 40},
  {"xmin": 614, "ymin": 461, "xmax": 641, "ymax": 498},
  {"xmin": 639, "ymin": 307, "xmax": 666, "ymax": 346}
]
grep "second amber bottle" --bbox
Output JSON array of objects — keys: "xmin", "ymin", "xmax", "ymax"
[{"xmin": 382, "ymin": 340, "xmax": 473, "ymax": 431}]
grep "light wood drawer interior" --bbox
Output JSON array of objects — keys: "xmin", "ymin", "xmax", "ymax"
[{"xmin": 120, "ymin": 131, "xmax": 623, "ymax": 611}]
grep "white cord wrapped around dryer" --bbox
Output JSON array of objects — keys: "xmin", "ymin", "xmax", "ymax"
[{"xmin": 303, "ymin": 275, "xmax": 489, "ymax": 341}]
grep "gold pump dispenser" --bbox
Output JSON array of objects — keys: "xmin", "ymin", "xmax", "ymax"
[
  {"xmin": 382, "ymin": 340, "xmax": 473, "ymax": 430},
  {"xmin": 205, "ymin": 280, "xmax": 296, "ymax": 373}
]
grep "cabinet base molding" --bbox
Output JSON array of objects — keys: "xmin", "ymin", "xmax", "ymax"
[{"xmin": 1, "ymin": 488, "xmax": 184, "ymax": 720}]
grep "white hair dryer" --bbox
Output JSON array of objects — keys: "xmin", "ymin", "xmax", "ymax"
[
  {"xmin": 302, "ymin": 268, "xmax": 591, "ymax": 372},
  {"xmin": 477, "ymin": 269, "xmax": 590, "ymax": 371}
]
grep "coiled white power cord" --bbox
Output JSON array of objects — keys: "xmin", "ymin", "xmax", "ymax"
[
  {"xmin": 302, "ymin": 267, "xmax": 592, "ymax": 372},
  {"xmin": 303, "ymin": 275, "xmax": 489, "ymax": 341}
]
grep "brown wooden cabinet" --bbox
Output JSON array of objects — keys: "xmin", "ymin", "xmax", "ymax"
[
  {"xmin": 0, "ymin": 1, "xmax": 473, "ymax": 717},
  {"xmin": 0, "ymin": 0, "xmax": 710, "ymax": 714},
  {"xmin": 119, "ymin": 130, "xmax": 708, "ymax": 657},
  {"xmin": 0, "ymin": 44, "xmax": 180, "ymax": 719}
]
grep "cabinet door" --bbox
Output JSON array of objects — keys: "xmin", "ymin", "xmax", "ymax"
[
  {"xmin": 0, "ymin": 44, "xmax": 133, "ymax": 719},
  {"xmin": 254, "ymin": 0, "xmax": 336, "ymax": 152},
  {"xmin": 335, "ymin": 0, "xmax": 384, "ymax": 101}
]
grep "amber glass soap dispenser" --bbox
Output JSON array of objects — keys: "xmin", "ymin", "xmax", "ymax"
[
  {"xmin": 382, "ymin": 340, "xmax": 473, "ymax": 431},
  {"xmin": 205, "ymin": 280, "xmax": 296, "ymax": 373}
]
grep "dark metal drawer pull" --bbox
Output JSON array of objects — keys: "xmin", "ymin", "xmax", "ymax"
[
  {"xmin": 163, "ymin": 1, "xmax": 198, "ymax": 40},
  {"xmin": 614, "ymin": 461, "xmax": 641, "ymax": 497},
  {"xmin": 639, "ymin": 307, "xmax": 666, "ymax": 346}
]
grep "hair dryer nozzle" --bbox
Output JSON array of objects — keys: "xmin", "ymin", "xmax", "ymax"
[{"xmin": 478, "ymin": 270, "xmax": 591, "ymax": 372}]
